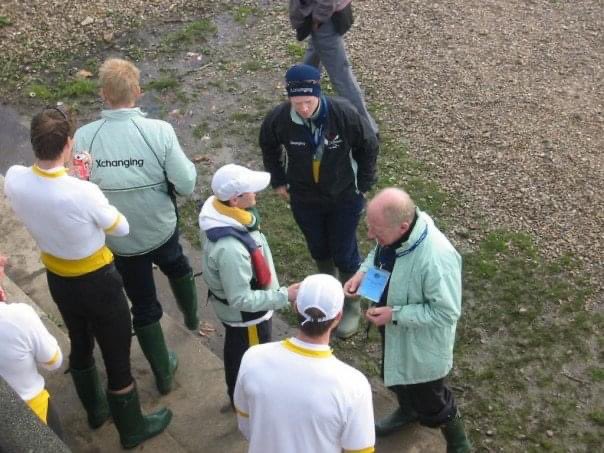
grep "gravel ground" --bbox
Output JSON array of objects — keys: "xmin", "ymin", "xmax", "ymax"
[
  {"xmin": 1, "ymin": 0, "xmax": 602, "ymax": 305},
  {"xmin": 350, "ymin": 0, "xmax": 603, "ymax": 305}
]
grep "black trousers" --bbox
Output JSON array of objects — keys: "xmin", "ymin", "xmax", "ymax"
[
  {"xmin": 390, "ymin": 380, "xmax": 457, "ymax": 428},
  {"xmin": 114, "ymin": 228, "xmax": 192, "ymax": 327},
  {"xmin": 47, "ymin": 397, "xmax": 63, "ymax": 440},
  {"xmin": 380, "ymin": 326, "xmax": 457, "ymax": 427},
  {"xmin": 46, "ymin": 264, "xmax": 133, "ymax": 391},
  {"xmin": 223, "ymin": 319, "xmax": 272, "ymax": 403}
]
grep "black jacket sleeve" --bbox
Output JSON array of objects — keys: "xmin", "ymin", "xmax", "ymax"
[
  {"xmin": 349, "ymin": 107, "xmax": 379, "ymax": 193},
  {"xmin": 259, "ymin": 104, "xmax": 288, "ymax": 188}
]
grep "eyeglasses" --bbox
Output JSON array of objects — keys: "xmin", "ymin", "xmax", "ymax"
[{"xmin": 45, "ymin": 104, "xmax": 69, "ymax": 122}]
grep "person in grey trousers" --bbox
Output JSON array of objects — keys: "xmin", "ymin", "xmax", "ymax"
[{"xmin": 288, "ymin": 0, "xmax": 379, "ymax": 135}]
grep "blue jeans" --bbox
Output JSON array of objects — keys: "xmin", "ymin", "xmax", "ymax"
[
  {"xmin": 304, "ymin": 20, "xmax": 378, "ymax": 134},
  {"xmin": 290, "ymin": 193, "xmax": 364, "ymax": 274},
  {"xmin": 114, "ymin": 228, "xmax": 192, "ymax": 327}
]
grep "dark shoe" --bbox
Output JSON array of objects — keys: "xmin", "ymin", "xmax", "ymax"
[
  {"xmin": 169, "ymin": 272, "xmax": 200, "ymax": 331},
  {"xmin": 135, "ymin": 321, "xmax": 178, "ymax": 395},
  {"xmin": 375, "ymin": 406, "xmax": 419, "ymax": 437},
  {"xmin": 441, "ymin": 412, "xmax": 472, "ymax": 453},
  {"xmin": 70, "ymin": 365, "xmax": 110, "ymax": 429},
  {"xmin": 107, "ymin": 384, "xmax": 172, "ymax": 449}
]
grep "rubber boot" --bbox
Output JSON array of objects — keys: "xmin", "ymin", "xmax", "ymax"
[
  {"xmin": 168, "ymin": 272, "xmax": 199, "ymax": 331},
  {"xmin": 70, "ymin": 365, "xmax": 110, "ymax": 429},
  {"xmin": 375, "ymin": 406, "xmax": 419, "ymax": 436},
  {"xmin": 134, "ymin": 321, "xmax": 178, "ymax": 395},
  {"xmin": 335, "ymin": 270, "xmax": 361, "ymax": 339},
  {"xmin": 314, "ymin": 258, "xmax": 337, "ymax": 276},
  {"xmin": 441, "ymin": 411, "xmax": 472, "ymax": 453},
  {"xmin": 107, "ymin": 384, "xmax": 172, "ymax": 449}
]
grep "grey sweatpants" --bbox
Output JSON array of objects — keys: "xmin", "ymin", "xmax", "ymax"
[{"xmin": 303, "ymin": 20, "xmax": 378, "ymax": 134}]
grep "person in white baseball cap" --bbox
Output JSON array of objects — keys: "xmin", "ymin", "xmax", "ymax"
[
  {"xmin": 234, "ymin": 273, "xmax": 375, "ymax": 453},
  {"xmin": 211, "ymin": 163, "xmax": 271, "ymax": 202},
  {"xmin": 199, "ymin": 163, "xmax": 298, "ymax": 408}
]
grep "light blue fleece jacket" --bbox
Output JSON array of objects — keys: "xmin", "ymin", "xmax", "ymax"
[
  {"xmin": 74, "ymin": 108, "xmax": 197, "ymax": 255},
  {"xmin": 198, "ymin": 196, "xmax": 289, "ymax": 326},
  {"xmin": 360, "ymin": 210, "xmax": 462, "ymax": 385}
]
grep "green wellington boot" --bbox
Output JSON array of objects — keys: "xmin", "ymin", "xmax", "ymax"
[
  {"xmin": 375, "ymin": 406, "xmax": 419, "ymax": 436},
  {"xmin": 70, "ymin": 365, "xmax": 110, "ymax": 429},
  {"xmin": 107, "ymin": 384, "xmax": 172, "ymax": 449},
  {"xmin": 168, "ymin": 272, "xmax": 199, "ymax": 331},
  {"xmin": 441, "ymin": 411, "xmax": 472, "ymax": 453},
  {"xmin": 134, "ymin": 321, "xmax": 178, "ymax": 395},
  {"xmin": 335, "ymin": 270, "xmax": 361, "ymax": 339}
]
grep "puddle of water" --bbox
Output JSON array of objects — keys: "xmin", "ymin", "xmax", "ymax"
[{"xmin": 0, "ymin": 104, "xmax": 34, "ymax": 175}]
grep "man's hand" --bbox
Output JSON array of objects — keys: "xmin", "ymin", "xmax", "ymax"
[
  {"xmin": 287, "ymin": 282, "xmax": 301, "ymax": 303},
  {"xmin": 365, "ymin": 306, "xmax": 393, "ymax": 327},
  {"xmin": 274, "ymin": 186, "xmax": 290, "ymax": 202},
  {"xmin": 343, "ymin": 270, "xmax": 365, "ymax": 297}
]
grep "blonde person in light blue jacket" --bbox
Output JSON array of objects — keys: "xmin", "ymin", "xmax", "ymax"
[
  {"xmin": 344, "ymin": 188, "xmax": 471, "ymax": 453},
  {"xmin": 74, "ymin": 58, "xmax": 198, "ymax": 397}
]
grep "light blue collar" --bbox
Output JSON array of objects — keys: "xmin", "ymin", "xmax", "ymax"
[{"xmin": 101, "ymin": 107, "xmax": 147, "ymax": 120}]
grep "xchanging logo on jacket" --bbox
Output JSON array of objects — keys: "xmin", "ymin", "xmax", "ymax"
[{"xmin": 95, "ymin": 158, "xmax": 144, "ymax": 168}]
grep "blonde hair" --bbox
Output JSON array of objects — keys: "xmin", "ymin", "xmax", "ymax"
[{"xmin": 99, "ymin": 58, "xmax": 140, "ymax": 106}]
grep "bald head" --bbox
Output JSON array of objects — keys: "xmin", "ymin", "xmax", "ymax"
[
  {"xmin": 369, "ymin": 188, "xmax": 416, "ymax": 225},
  {"xmin": 366, "ymin": 188, "xmax": 416, "ymax": 246}
]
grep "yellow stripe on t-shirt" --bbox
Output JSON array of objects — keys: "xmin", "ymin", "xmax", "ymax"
[
  {"xmin": 104, "ymin": 214, "xmax": 123, "ymax": 234},
  {"xmin": 41, "ymin": 245, "xmax": 113, "ymax": 277},
  {"xmin": 27, "ymin": 389, "xmax": 50, "ymax": 424},
  {"xmin": 247, "ymin": 325, "xmax": 260, "ymax": 346},
  {"xmin": 281, "ymin": 339, "xmax": 332, "ymax": 358},
  {"xmin": 31, "ymin": 165, "xmax": 67, "ymax": 179},
  {"xmin": 344, "ymin": 447, "xmax": 375, "ymax": 453},
  {"xmin": 235, "ymin": 406, "xmax": 249, "ymax": 418},
  {"xmin": 45, "ymin": 349, "xmax": 61, "ymax": 366}
]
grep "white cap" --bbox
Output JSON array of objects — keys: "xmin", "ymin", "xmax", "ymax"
[
  {"xmin": 211, "ymin": 164, "xmax": 271, "ymax": 201},
  {"xmin": 296, "ymin": 274, "xmax": 344, "ymax": 325}
]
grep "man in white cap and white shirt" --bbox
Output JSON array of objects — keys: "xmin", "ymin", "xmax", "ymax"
[
  {"xmin": 199, "ymin": 164, "xmax": 298, "ymax": 407},
  {"xmin": 234, "ymin": 273, "xmax": 375, "ymax": 453}
]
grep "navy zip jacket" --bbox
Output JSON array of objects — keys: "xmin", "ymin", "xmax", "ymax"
[{"xmin": 259, "ymin": 96, "xmax": 378, "ymax": 204}]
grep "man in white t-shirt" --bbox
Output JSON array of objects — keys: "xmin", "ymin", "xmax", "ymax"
[
  {"xmin": 0, "ymin": 255, "xmax": 63, "ymax": 436},
  {"xmin": 234, "ymin": 274, "xmax": 375, "ymax": 453}
]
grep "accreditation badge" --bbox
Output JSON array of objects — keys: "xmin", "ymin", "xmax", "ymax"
[{"xmin": 357, "ymin": 266, "xmax": 391, "ymax": 303}]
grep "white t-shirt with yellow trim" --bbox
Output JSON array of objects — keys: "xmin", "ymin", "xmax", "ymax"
[
  {"xmin": 4, "ymin": 165, "xmax": 128, "ymax": 275},
  {"xmin": 0, "ymin": 302, "xmax": 62, "ymax": 401},
  {"xmin": 234, "ymin": 337, "xmax": 375, "ymax": 453}
]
